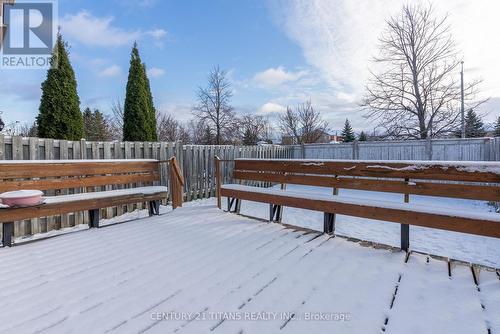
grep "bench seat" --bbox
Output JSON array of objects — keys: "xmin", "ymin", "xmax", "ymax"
[
  {"xmin": 0, "ymin": 186, "xmax": 167, "ymax": 223},
  {"xmin": 220, "ymin": 184, "xmax": 500, "ymax": 238},
  {"xmin": 44, "ymin": 186, "xmax": 168, "ymax": 204}
]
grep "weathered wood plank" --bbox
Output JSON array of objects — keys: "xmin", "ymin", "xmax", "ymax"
[
  {"xmin": 0, "ymin": 173, "xmax": 160, "ymax": 193},
  {"xmin": 0, "ymin": 191, "xmax": 167, "ymax": 223},
  {"xmin": 220, "ymin": 187, "xmax": 500, "ymax": 238},
  {"xmin": 0, "ymin": 161, "xmax": 159, "ymax": 178},
  {"xmin": 234, "ymin": 159, "xmax": 500, "ymax": 182},
  {"xmin": 232, "ymin": 171, "xmax": 500, "ymax": 201}
]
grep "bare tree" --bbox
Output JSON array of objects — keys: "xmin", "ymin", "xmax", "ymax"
[
  {"xmin": 364, "ymin": 3, "xmax": 484, "ymax": 139},
  {"xmin": 156, "ymin": 112, "xmax": 193, "ymax": 144},
  {"xmin": 187, "ymin": 119, "xmax": 211, "ymax": 145},
  {"xmin": 156, "ymin": 112, "xmax": 179, "ymax": 142},
  {"xmin": 177, "ymin": 123, "xmax": 191, "ymax": 144},
  {"xmin": 107, "ymin": 99, "xmax": 124, "ymax": 140},
  {"xmin": 193, "ymin": 66, "xmax": 235, "ymax": 144},
  {"xmin": 261, "ymin": 116, "xmax": 275, "ymax": 143},
  {"xmin": 279, "ymin": 100, "xmax": 328, "ymax": 144},
  {"xmin": 239, "ymin": 114, "xmax": 270, "ymax": 145},
  {"xmin": 19, "ymin": 122, "xmax": 38, "ymax": 137}
]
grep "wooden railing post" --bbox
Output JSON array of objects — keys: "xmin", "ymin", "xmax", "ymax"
[
  {"xmin": 215, "ymin": 156, "xmax": 222, "ymax": 209},
  {"xmin": 401, "ymin": 178, "xmax": 410, "ymax": 251},
  {"xmin": 169, "ymin": 156, "xmax": 185, "ymax": 210}
]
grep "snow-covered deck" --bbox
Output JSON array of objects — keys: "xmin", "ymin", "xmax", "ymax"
[{"xmin": 0, "ymin": 205, "xmax": 499, "ymax": 334}]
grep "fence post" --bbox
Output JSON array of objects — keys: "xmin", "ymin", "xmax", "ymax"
[
  {"xmin": 215, "ymin": 156, "xmax": 222, "ymax": 209},
  {"xmin": 425, "ymin": 138, "xmax": 433, "ymax": 160},
  {"xmin": 0, "ymin": 134, "xmax": 4, "ymax": 160},
  {"xmin": 352, "ymin": 140, "xmax": 359, "ymax": 160},
  {"xmin": 28, "ymin": 137, "xmax": 41, "ymax": 234},
  {"xmin": 401, "ymin": 178, "xmax": 410, "ymax": 252},
  {"xmin": 484, "ymin": 137, "xmax": 494, "ymax": 161}
]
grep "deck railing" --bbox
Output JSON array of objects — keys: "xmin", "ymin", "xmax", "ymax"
[{"xmin": 169, "ymin": 156, "xmax": 184, "ymax": 209}]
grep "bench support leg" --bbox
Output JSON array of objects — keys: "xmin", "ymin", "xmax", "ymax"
[
  {"xmin": 401, "ymin": 224, "xmax": 409, "ymax": 252},
  {"xmin": 89, "ymin": 209, "xmax": 100, "ymax": 228},
  {"xmin": 2, "ymin": 222, "xmax": 14, "ymax": 247},
  {"xmin": 149, "ymin": 200, "xmax": 160, "ymax": 216},
  {"xmin": 277, "ymin": 205, "xmax": 283, "ymax": 223},
  {"xmin": 227, "ymin": 197, "xmax": 235, "ymax": 212},
  {"xmin": 227, "ymin": 198, "xmax": 239, "ymax": 213},
  {"xmin": 269, "ymin": 204, "xmax": 282, "ymax": 222},
  {"xmin": 323, "ymin": 213, "xmax": 335, "ymax": 235},
  {"xmin": 235, "ymin": 199, "xmax": 241, "ymax": 214}
]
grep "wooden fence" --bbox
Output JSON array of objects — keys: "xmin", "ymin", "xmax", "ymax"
[
  {"xmin": 3, "ymin": 134, "xmax": 498, "ymax": 241},
  {"xmin": 0, "ymin": 135, "xmax": 292, "ymax": 240},
  {"xmin": 292, "ymin": 137, "xmax": 500, "ymax": 161}
]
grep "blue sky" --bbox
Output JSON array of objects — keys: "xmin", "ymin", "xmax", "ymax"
[
  {"xmin": 1, "ymin": 0, "xmax": 499, "ymax": 133},
  {"xmin": 1, "ymin": 0, "xmax": 311, "ymax": 128}
]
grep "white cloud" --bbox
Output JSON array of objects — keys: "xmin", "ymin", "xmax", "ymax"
[
  {"xmin": 146, "ymin": 29, "xmax": 167, "ymax": 39},
  {"xmin": 99, "ymin": 65, "xmax": 122, "ymax": 77},
  {"xmin": 258, "ymin": 102, "xmax": 287, "ymax": 114},
  {"xmin": 253, "ymin": 66, "xmax": 307, "ymax": 87},
  {"xmin": 120, "ymin": 0, "xmax": 158, "ymax": 8},
  {"xmin": 60, "ymin": 11, "xmax": 167, "ymax": 48},
  {"xmin": 157, "ymin": 102, "xmax": 193, "ymax": 122},
  {"xmin": 147, "ymin": 67, "xmax": 166, "ymax": 78}
]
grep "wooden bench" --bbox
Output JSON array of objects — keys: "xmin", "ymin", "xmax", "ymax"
[
  {"xmin": 215, "ymin": 158, "xmax": 500, "ymax": 251},
  {"xmin": 0, "ymin": 158, "xmax": 179, "ymax": 247}
]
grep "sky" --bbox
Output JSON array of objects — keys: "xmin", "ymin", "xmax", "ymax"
[{"xmin": 1, "ymin": 0, "xmax": 499, "ymax": 134}]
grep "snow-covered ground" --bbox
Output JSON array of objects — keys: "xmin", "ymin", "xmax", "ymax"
[{"xmin": 1, "ymin": 204, "xmax": 498, "ymax": 334}]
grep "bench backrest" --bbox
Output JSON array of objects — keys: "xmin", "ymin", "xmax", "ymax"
[
  {"xmin": 0, "ymin": 159, "xmax": 161, "ymax": 193},
  {"xmin": 232, "ymin": 159, "xmax": 500, "ymax": 202}
]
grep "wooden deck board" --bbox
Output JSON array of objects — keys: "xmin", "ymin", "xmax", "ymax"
[
  {"xmin": 385, "ymin": 254, "xmax": 488, "ymax": 334},
  {"xmin": 0, "ymin": 205, "xmax": 496, "ymax": 334}
]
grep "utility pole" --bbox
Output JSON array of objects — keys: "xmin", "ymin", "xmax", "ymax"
[{"xmin": 460, "ymin": 61, "xmax": 465, "ymax": 139}]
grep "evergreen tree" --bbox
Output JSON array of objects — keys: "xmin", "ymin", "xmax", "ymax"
[
  {"xmin": 359, "ymin": 131, "xmax": 367, "ymax": 141},
  {"xmin": 341, "ymin": 119, "xmax": 356, "ymax": 142},
  {"xmin": 37, "ymin": 33, "xmax": 83, "ymax": 140},
  {"xmin": 83, "ymin": 107, "xmax": 111, "ymax": 141},
  {"xmin": 143, "ymin": 65, "xmax": 158, "ymax": 141},
  {"xmin": 123, "ymin": 43, "xmax": 157, "ymax": 141},
  {"xmin": 494, "ymin": 116, "xmax": 500, "ymax": 137},
  {"xmin": 455, "ymin": 109, "xmax": 486, "ymax": 138},
  {"xmin": 202, "ymin": 126, "xmax": 214, "ymax": 145},
  {"xmin": 242, "ymin": 128, "xmax": 258, "ymax": 146}
]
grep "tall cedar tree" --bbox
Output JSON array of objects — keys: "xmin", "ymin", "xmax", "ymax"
[
  {"xmin": 37, "ymin": 34, "xmax": 83, "ymax": 140},
  {"xmin": 454, "ymin": 109, "xmax": 486, "ymax": 138},
  {"xmin": 494, "ymin": 116, "xmax": 500, "ymax": 137},
  {"xmin": 123, "ymin": 43, "xmax": 157, "ymax": 141},
  {"xmin": 341, "ymin": 119, "xmax": 356, "ymax": 142},
  {"xmin": 83, "ymin": 107, "xmax": 111, "ymax": 141}
]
